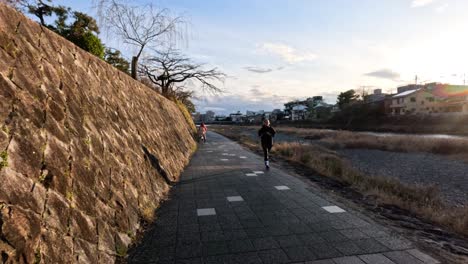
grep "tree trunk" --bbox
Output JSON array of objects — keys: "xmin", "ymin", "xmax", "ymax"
[{"xmin": 131, "ymin": 56, "xmax": 138, "ymax": 80}]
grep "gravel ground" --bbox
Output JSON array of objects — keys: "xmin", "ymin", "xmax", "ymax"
[{"xmin": 339, "ymin": 149, "xmax": 468, "ymax": 206}]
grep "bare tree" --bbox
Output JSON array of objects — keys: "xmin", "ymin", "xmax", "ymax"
[
  {"xmin": 140, "ymin": 49, "xmax": 225, "ymax": 98},
  {"xmin": 98, "ymin": 0, "xmax": 184, "ymax": 79}
]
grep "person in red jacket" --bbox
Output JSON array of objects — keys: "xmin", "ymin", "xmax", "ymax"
[
  {"xmin": 199, "ymin": 122, "xmax": 207, "ymax": 142},
  {"xmin": 258, "ymin": 119, "xmax": 276, "ymax": 169}
]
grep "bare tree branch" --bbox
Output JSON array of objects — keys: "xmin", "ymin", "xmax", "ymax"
[
  {"xmin": 96, "ymin": 0, "xmax": 185, "ymax": 79},
  {"xmin": 140, "ymin": 49, "xmax": 225, "ymax": 98}
]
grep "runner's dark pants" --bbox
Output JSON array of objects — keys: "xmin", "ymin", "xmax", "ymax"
[{"xmin": 262, "ymin": 144, "xmax": 272, "ymax": 161}]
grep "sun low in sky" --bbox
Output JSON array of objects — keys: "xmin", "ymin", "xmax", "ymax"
[{"xmin": 57, "ymin": 0, "xmax": 468, "ymax": 114}]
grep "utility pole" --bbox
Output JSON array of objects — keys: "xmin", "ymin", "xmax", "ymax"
[{"xmin": 415, "ymin": 75, "xmax": 418, "ymax": 85}]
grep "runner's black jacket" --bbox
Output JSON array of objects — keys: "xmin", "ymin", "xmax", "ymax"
[{"xmin": 258, "ymin": 125, "xmax": 276, "ymax": 148}]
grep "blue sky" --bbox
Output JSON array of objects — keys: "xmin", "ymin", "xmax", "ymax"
[{"xmin": 54, "ymin": 0, "xmax": 468, "ymax": 114}]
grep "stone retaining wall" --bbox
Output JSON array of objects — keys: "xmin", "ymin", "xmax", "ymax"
[{"xmin": 0, "ymin": 4, "xmax": 196, "ymax": 263}]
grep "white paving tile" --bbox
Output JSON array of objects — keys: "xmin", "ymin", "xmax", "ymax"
[
  {"xmin": 253, "ymin": 171, "xmax": 264, "ymax": 174},
  {"xmin": 197, "ymin": 208, "xmax": 216, "ymax": 216},
  {"xmin": 229, "ymin": 154, "xmax": 236, "ymax": 156},
  {"xmin": 206, "ymin": 150, "xmax": 213, "ymax": 153},
  {"xmin": 220, "ymin": 159, "xmax": 229, "ymax": 161},
  {"xmin": 245, "ymin": 173, "xmax": 257, "ymax": 177},
  {"xmin": 274, "ymin": 185, "xmax": 290, "ymax": 190},
  {"xmin": 222, "ymin": 153, "xmax": 229, "ymax": 156},
  {"xmin": 322, "ymin": 205, "xmax": 346, "ymax": 213},
  {"xmin": 239, "ymin": 156, "xmax": 247, "ymax": 159},
  {"xmin": 226, "ymin": 196, "xmax": 244, "ymax": 202}
]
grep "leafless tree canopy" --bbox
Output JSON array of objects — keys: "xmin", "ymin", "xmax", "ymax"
[
  {"xmin": 96, "ymin": 0, "xmax": 184, "ymax": 79},
  {"xmin": 140, "ymin": 50, "xmax": 225, "ymax": 97}
]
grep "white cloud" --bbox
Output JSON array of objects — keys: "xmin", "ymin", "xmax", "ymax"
[
  {"xmin": 435, "ymin": 3, "xmax": 448, "ymax": 13},
  {"xmin": 257, "ymin": 42, "xmax": 317, "ymax": 64},
  {"xmin": 195, "ymin": 88, "xmax": 295, "ymax": 115},
  {"xmin": 244, "ymin": 66, "xmax": 273, "ymax": 73},
  {"xmin": 364, "ymin": 69, "xmax": 401, "ymax": 81},
  {"xmin": 411, "ymin": 0, "xmax": 436, "ymax": 8}
]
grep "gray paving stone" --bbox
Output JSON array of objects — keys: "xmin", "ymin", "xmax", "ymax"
[
  {"xmin": 201, "ymin": 241, "xmax": 229, "ymax": 256},
  {"xmin": 257, "ymin": 248, "xmax": 290, "ymax": 264},
  {"xmin": 297, "ymin": 233, "xmax": 326, "ymax": 246},
  {"xmin": 274, "ymin": 235, "xmax": 304, "ymax": 248},
  {"xmin": 232, "ymin": 252, "xmax": 263, "ymax": 264},
  {"xmin": 252, "ymin": 237, "xmax": 280, "ymax": 250},
  {"xmin": 175, "ymin": 258, "xmax": 203, "ymax": 264},
  {"xmin": 223, "ymin": 229, "xmax": 249, "ymax": 240},
  {"xmin": 384, "ymin": 251, "xmax": 425, "ymax": 264},
  {"xmin": 354, "ymin": 238, "xmax": 390, "ymax": 254},
  {"xmin": 375, "ymin": 236, "xmax": 413, "ymax": 251},
  {"xmin": 359, "ymin": 253, "xmax": 396, "ymax": 264},
  {"xmin": 333, "ymin": 256, "xmax": 366, "ymax": 264},
  {"xmin": 335, "ymin": 241, "xmax": 366, "ymax": 255},
  {"xmin": 227, "ymin": 239, "xmax": 255, "ymax": 253},
  {"xmin": 318, "ymin": 231, "xmax": 349, "ymax": 243},
  {"xmin": 305, "ymin": 260, "xmax": 335, "ymax": 264},
  {"xmin": 201, "ymin": 230, "xmax": 225, "ymax": 242},
  {"xmin": 283, "ymin": 246, "xmax": 317, "ymax": 262},
  {"xmin": 176, "ymin": 242, "xmax": 202, "ymax": 259},
  {"xmin": 339, "ymin": 229, "xmax": 370, "ymax": 240},
  {"xmin": 308, "ymin": 243, "xmax": 344, "ymax": 259},
  {"xmin": 405, "ymin": 249, "xmax": 440, "ymax": 264}
]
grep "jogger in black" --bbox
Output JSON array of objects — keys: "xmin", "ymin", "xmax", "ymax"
[{"xmin": 258, "ymin": 119, "xmax": 276, "ymax": 169}]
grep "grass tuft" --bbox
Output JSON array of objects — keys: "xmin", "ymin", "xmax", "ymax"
[{"xmin": 0, "ymin": 150, "xmax": 8, "ymax": 169}]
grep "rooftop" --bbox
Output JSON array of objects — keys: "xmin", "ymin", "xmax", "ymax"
[{"xmin": 393, "ymin": 89, "xmax": 420, "ymax": 98}]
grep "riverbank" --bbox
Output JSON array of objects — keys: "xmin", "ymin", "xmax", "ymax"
[
  {"xmin": 228, "ymin": 125, "xmax": 468, "ymax": 163},
  {"xmin": 210, "ymin": 125, "xmax": 468, "ymax": 243},
  {"xmin": 274, "ymin": 114, "xmax": 468, "ymax": 136}
]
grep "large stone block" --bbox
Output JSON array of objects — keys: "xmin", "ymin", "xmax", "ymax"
[
  {"xmin": 73, "ymin": 238, "xmax": 98, "ymax": 264},
  {"xmin": 0, "ymin": 168, "xmax": 46, "ymax": 214},
  {"xmin": 43, "ymin": 135, "xmax": 70, "ymax": 195},
  {"xmin": 70, "ymin": 209, "xmax": 97, "ymax": 244},
  {"xmin": 43, "ymin": 190, "xmax": 70, "ymax": 233},
  {"xmin": 39, "ymin": 229, "xmax": 73, "ymax": 264},
  {"xmin": 0, "ymin": 205, "xmax": 41, "ymax": 264},
  {"xmin": 7, "ymin": 129, "xmax": 44, "ymax": 180},
  {"xmin": 97, "ymin": 218, "xmax": 115, "ymax": 255}
]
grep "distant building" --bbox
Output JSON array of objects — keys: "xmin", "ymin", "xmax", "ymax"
[
  {"xmin": 229, "ymin": 111, "xmax": 243, "ymax": 123},
  {"xmin": 309, "ymin": 102, "xmax": 333, "ymax": 120},
  {"xmin": 284, "ymin": 96, "xmax": 324, "ymax": 120},
  {"xmin": 291, "ymin": 105, "xmax": 308, "ymax": 120},
  {"xmin": 214, "ymin": 115, "xmax": 228, "ymax": 121},
  {"xmin": 390, "ymin": 83, "xmax": 468, "ymax": 115},
  {"xmin": 364, "ymin": 89, "xmax": 387, "ymax": 103},
  {"xmin": 397, "ymin": 84, "xmax": 424, "ymax": 94},
  {"xmin": 271, "ymin": 109, "xmax": 285, "ymax": 121},
  {"xmin": 202, "ymin": 110, "xmax": 215, "ymax": 123}
]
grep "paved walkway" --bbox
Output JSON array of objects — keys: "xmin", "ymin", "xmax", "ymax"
[{"xmin": 128, "ymin": 132, "xmax": 440, "ymax": 264}]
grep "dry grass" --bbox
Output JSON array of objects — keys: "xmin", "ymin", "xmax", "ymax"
[
  {"xmin": 275, "ymin": 142, "xmax": 468, "ymax": 236},
  {"xmin": 275, "ymin": 127, "xmax": 468, "ymax": 159},
  {"xmin": 212, "ymin": 125, "xmax": 468, "ymax": 237}
]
